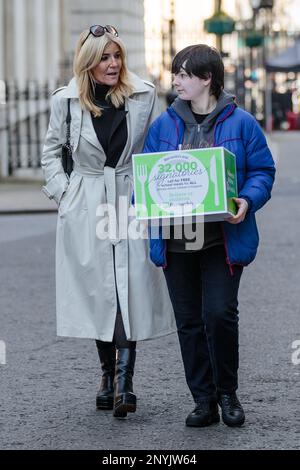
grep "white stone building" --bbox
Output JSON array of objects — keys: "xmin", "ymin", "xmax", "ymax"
[
  {"xmin": 0, "ymin": 0, "xmax": 147, "ymax": 84},
  {"xmin": 67, "ymin": 0, "xmax": 147, "ymax": 78},
  {"xmin": 0, "ymin": 0, "xmax": 65, "ymax": 85}
]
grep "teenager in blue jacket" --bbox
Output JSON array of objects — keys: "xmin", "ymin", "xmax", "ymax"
[{"xmin": 143, "ymin": 45, "xmax": 275, "ymax": 428}]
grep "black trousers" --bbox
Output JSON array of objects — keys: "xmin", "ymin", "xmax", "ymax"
[{"xmin": 163, "ymin": 245, "xmax": 243, "ymax": 403}]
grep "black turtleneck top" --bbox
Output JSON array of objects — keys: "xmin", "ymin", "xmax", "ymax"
[{"xmin": 91, "ymin": 83, "xmax": 128, "ymax": 168}]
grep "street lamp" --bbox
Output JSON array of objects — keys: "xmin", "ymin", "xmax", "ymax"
[
  {"xmin": 161, "ymin": 0, "xmax": 176, "ymax": 89},
  {"xmin": 248, "ymin": 0, "xmax": 274, "ymax": 129},
  {"xmin": 250, "ymin": 0, "xmax": 261, "ymax": 9},
  {"xmin": 250, "ymin": 0, "xmax": 274, "ymax": 8},
  {"xmin": 204, "ymin": 0, "xmax": 235, "ymax": 55}
]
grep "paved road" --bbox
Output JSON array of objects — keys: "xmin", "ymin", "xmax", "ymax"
[{"xmin": 0, "ymin": 138, "xmax": 299, "ymax": 450}]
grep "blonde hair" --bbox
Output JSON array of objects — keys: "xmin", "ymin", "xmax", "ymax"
[{"xmin": 73, "ymin": 29, "xmax": 134, "ymax": 117}]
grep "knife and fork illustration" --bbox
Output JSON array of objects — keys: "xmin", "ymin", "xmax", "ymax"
[
  {"xmin": 136, "ymin": 164, "xmax": 148, "ymax": 210},
  {"xmin": 209, "ymin": 155, "xmax": 219, "ymax": 206}
]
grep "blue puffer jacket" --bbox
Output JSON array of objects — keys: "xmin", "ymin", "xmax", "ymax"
[{"xmin": 143, "ymin": 104, "xmax": 276, "ymax": 272}]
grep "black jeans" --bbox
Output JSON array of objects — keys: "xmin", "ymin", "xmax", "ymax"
[{"xmin": 164, "ymin": 245, "xmax": 243, "ymax": 403}]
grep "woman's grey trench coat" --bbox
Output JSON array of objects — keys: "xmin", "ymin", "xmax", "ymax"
[{"xmin": 41, "ymin": 73, "xmax": 175, "ymax": 341}]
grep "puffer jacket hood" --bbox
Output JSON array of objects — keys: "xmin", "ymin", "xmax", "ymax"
[{"xmin": 171, "ymin": 91, "xmax": 236, "ymax": 148}]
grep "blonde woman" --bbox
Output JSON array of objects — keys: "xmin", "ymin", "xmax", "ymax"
[{"xmin": 42, "ymin": 25, "xmax": 175, "ymax": 418}]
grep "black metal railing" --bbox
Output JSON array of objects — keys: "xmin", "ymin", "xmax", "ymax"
[{"xmin": 1, "ymin": 80, "xmax": 63, "ymax": 176}]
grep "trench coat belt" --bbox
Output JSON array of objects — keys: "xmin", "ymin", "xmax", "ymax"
[{"xmin": 73, "ymin": 162, "xmax": 133, "ymax": 246}]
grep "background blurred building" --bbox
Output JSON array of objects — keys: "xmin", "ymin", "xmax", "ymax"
[
  {"xmin": 144, "ymin": 0, "xmax": 300, "ymax": 81},
  {"xmin": 65, "ymin": 0, "xmax": 146, "ymax": 79},
  {"xmin": 1, "ymin": 0, "xmax": 300, "ymax": 178},
  {"xmin": 0, "ymin": 0, "xmax": 146, "ymax": 86},
  {"xmin": 144, "ymin": 0, "xmax": 300, "ymax": 129},
  {"xmin": 0, "ymin": 0, "xmax": 64, "ymax": 85},
  {"xmin": 0, "ymin": 0, "xmax": 146, "ymax": 178}
]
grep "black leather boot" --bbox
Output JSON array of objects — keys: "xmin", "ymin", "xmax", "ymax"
[
  {"xmin": 186, "ymin": 401, "xmax": 220, "ymax": 427},
  {"xmin": 95, "ymin": 342, "xmax": 116, "ymax": 410},
  {"xmin": 113, "ymin": 348, "xmax": 137, "ymax": 418},
  {"xmin": 218, "ymin": 392, "xmax": 245, "ymax": 427}
]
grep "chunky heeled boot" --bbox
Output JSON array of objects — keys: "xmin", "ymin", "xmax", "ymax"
[
  {"xmin": 95, "ymin": 343, "xmax": 116, "ymax": 410},
  {"xmin": 113, "ymin": 348, "xmax": 137, "ymax": 418}
]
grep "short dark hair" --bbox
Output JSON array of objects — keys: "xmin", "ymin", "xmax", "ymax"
[{"xmin": 171, "ymin": 44, "xmax": 224, "ymax": 98}]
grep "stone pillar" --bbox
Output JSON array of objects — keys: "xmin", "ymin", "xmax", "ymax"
[
  {"xmin": 13, "ymin": 0, "xmax": 27, "ymax": 86},
  {"xmin": 0, "ymin": 0, "xmax": 5, "ymax": 80},
  {"xmin": 0, "ymin": 0, "xmax": 8, "ymax": 177},
  {"xmin": 116, "ymin": 0, "xmax": 147, "ymax": 77},
  {"xmin": 34, "ymin": 0, "xmax": 47, "ymax": 84},
  {"xmin": 47, "ymin": 0, "xmax": 61, "ymax": 84},
  {"xmin": 58, "ymin": 0, "xmax": 72, "ymax": 82}
]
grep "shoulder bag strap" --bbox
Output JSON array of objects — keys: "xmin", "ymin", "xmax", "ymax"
[{"xmin": 66, "ymin": 98, "xmax": 71, "ymax": 144}]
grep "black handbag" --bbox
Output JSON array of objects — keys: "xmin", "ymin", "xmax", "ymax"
[{"xmin": 61, "ymin": 98, "xmax": 73, "ymax": 177}]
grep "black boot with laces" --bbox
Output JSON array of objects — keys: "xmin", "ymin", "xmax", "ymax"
[
  {"xmin": 218, "ymin": 392, "xmax": 245, "ymax": 427},
  {"xmin": 185, "ymin": 401, "xmax": 220, "ymax": 427}
]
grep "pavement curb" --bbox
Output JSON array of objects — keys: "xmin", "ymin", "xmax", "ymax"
[{"xmin": 0, "ymin": 209, "xmax": 57, "ymax": 215}]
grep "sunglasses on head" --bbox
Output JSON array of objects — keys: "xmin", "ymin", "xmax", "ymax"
[{"xmin": 82, "ymin": 25, "xmax": 118, "ymax": 46}]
